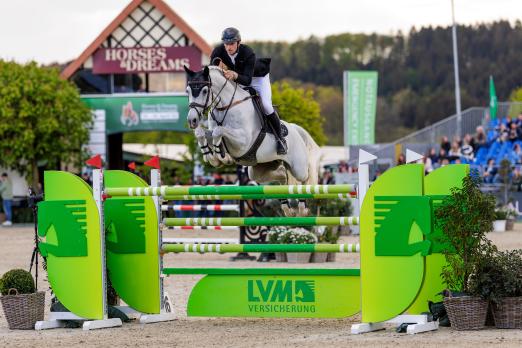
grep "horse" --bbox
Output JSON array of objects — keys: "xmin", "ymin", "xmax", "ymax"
[{"xmin": 184, "ymin": 65, "xmax": 321, "ymax": 216}]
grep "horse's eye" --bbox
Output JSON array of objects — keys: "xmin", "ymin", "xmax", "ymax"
[{"xmin": 202, "ymin": 89, "xmax": 207, "ymax": 95}]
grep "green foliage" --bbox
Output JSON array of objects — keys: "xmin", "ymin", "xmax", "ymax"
[
  {"xmin": 0, "ymin": 60, "xmax": 92, "ymax": 187},
  {"xmin": 508, "ymin": 87, "xmax": 522, "ymax": 117},
  {"xmin": 272, "ymin": 81, "xmax": 326, "ymax": 145},
  {"xmin": 494, "ymin": 209, "xmax": 508, "ymax": 220},
  {"xmin": 469, "ymin": 249, "xmax": 522, "ymax": 302},
  {"xmin": 0, "ymin": 269, "xmax": 35, "ymax": 295},
  {"xmin": 435, "ymin": 175, "xmax": 497, "ymax": 294}
]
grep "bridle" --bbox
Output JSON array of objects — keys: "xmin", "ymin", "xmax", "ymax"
[{"xmin": 188, "ymin": 70, "xmax": 250, "ymax": 127}]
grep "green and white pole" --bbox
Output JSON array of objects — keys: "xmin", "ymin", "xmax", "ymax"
[
  {"xmin": 163, "ymin": 216, "xmax": 359, "ymax": 227},
  {"xmin": 163, "ymin": 193, "xmax": 356, "ymax": 201},
  {"xmin": 105, "ymin": 184, "xmax": 357, "ymax": 197},
  {"xmin": 162, "ymin": 243, "xmax": 360, "ymax": 254}
]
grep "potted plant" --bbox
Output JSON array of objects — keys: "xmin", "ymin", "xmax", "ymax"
[
  {"xmin": 284, "ymin": 228, "xmax": 317, "ymax": 263},
  {"xmin": 267, "ymin": 226, "xmax": 289, "ymax": 262},
  {"xmin": 0, "ymin": 269, "xmax": 45, "ymax": 329},
  {"xmin": 470, "ymin": 249, "xmax": 522, "ymax": 329},
  {"xmin": 493, "ymin": 209, "xmax": 508, "ymax": 232},
  {"xmin": 435, "ymin": 175, "xmax": 496, "ymax": 330}
]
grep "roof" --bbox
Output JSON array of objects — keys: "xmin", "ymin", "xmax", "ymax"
[{"xmin": 61, "ymin": 0, "xmax": 212, "ymax": 79}]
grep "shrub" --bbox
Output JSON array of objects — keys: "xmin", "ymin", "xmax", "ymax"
[{"xmin": 0, "ymin": 269, "xmax": 35, "ymax": 295}]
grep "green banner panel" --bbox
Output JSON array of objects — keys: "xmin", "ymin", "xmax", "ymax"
[
  {"xmin": 407, "ymin": 164, "xmax": 469, "ymax": 314},
  {"xmin": 343, "ymin": 71, "xmax": 378, "ymax": 145},
  {"xmin": 38, "ymin": 171, "xmax": 104, "ymax": 319},
  {"xmin": 82, "ymin": 94, "xmax": 189, "ymax": 134},
  {"xmin": 187, "ymin": 274, "xmax": 360, "ymax": 318},
  {"xmin": 104, "ymin": 170, "xmax": 161, "ymax": 314},
  {"xmin": 360, "ymin": 164, "xmax": 425, "ymax": 323}
]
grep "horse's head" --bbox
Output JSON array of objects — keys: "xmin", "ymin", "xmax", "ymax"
[{"xmin": 185, "ymin": 65, "xmax": 210, "ymax": 129}]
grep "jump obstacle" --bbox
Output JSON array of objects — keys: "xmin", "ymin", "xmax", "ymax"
[{"xmin": 35, "ymin": 149, "xmax": 468, "ymax": 334}]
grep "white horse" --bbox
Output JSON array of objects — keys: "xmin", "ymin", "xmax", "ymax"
[{"xmin": 184, "ymin": 65, "xmax": 321, "ymax": 216}]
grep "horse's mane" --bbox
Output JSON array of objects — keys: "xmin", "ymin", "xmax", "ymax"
[{"xmin": 207, "ymin": 65, "xmax": 242, "ymax": 89}]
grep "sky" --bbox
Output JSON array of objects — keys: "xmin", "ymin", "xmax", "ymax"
[{"xmin": 0, "ymin": 0, "xmax": 520, "ymax": 64}]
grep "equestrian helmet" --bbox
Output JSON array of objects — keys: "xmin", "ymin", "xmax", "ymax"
[{"xmin": 221, "ymin": 27, "xmax": 241, "ymax": 43}]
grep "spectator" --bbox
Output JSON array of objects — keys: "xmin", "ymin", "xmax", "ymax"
[
  {"xmin": 440, "ymin": 158, "xmax": 450, "ymax": 167},
  {"xmin": 506, "ymin": 116, "xmax": 514, "ymax": 129},
  {"xmin": 461, "ymin": 138, "xmax": 474, "ymax": 162},
  {"xmin": 516, "ymin": 113, "xmax": 522, "ymax": 128},
  {"xmin": 428, "ymin": 148, "xmax": 439, "ymax": 165},
  {"xmin": 338, "ymin": 160, "xmax": 349, "ymax": 173},
  {"xmin": 474, "ymin": 126, "xmax": 487, "ymax": 149},
  {"xmin": 397, "ymin": 153, "xmax": 406, "ymax": 166},
  {"xmin": 453, "ymin": 135, "xmax": 462, "ymax": 147},
  {"xmin": 498, "ymin": 123, "xmax": 509, "ymax": 142},
  {"xmin": 508, "ymin": 122, "xmax": 519, "ymax": 142},
  {"xmin": 463, "ymin": 133, "xmax": 476, "ymax": 152},
  {"xmin": 423, "ymin": 155, "xmax": 434, "ymax": 174},
  {"xmin": 514, "ymin": 144, "xmax": 522, "ymax": 164},
  {"xmin": 0, "ymin": 173, "xmax": 13, "ymax": 226},
  {"xmin": 440, "ymin": 136, "xmax": 451, "ymax": 153},
  {"xmin": 319, "ymin": 171, "xmax": 335, "ymax": 185},
  {"xmin": 483, "ymin": 159, "xmax": 498, "ymax": 184},
  {"xmin": 438, "ymin": 148, "xmax": 448, "ymax": 162},
  {"xmin": 81, "ymin": 172, "xmax": 92, "ymax": 186},
  {"xmin": 448, "ymin": 141, "xmax": 462, "ymax": 160}
]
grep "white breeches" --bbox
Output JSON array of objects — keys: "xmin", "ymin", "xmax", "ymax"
[{"xmin": 250, "ymin": 74, "xmax": 274, "ymax": 114}]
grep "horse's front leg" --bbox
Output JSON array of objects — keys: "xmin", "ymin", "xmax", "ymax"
[
  {"xmin": 195, "ymin": 126, "xmax": 221, "ymax": 167},
  {"xmin": 212, "ymin": 126, "xmax": 247, "ymax": 163}
]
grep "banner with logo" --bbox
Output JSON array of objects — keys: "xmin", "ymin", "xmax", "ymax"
[
  {"xmin": 81, "ymin": 94, "xmax": 189, "ymax": 134},
  {"xmin": 343, "ymin": 71, "xmax": 378, "ymax": 145}
]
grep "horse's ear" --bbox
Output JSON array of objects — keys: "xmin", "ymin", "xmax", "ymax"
[
  {"xmin": 184, "ymin": 65, "xmax": 194, "ymax": 77},
  {"xmin": 203, "ymin": 66, "xmax": 209, "ymax": 78}
]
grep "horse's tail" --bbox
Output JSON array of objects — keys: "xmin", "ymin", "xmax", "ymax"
[{"xmin": 294, "ymin": 125, "xmax": 321, "ymax": 185}]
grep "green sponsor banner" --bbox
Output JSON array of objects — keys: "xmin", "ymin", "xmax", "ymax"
[
  {"xmin": 343, "ymin": 71, "xmax": 378, "ymax": 145},
  {"xmin": 187, "ymin": 274, "xmax": 361, "ymax": 318},
  {"xmin": 81, "ymin": 94, "xmax": 189, "ymax": 134}
]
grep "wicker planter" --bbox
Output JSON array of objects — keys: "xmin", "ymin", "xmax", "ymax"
[
  {"xmin": 274, "ymin": 252, "xmax": 287, "ymax": 262},
  {"xmin": 1, "ymin": 290, "xmax": 45, "ymax": 329},
  {"xmin": 310, "ymin": 252, "xmax": 328, "ymax": 263},
  {"xmin": 286, "ymin": 252, "xmax": 311, "ymax": 263},
  {"xmin": 505, "ymin": 219, "xmax": 515, "ymax": 231},
  {"xmin": 492, "ymin": 297, "xmax": 522, "ymax": 329},
  {"xmin": 443, "ymin": 296, "xmax": 488, "ymax": 330}
]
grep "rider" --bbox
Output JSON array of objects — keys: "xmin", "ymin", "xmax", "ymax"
[{"xmin": 210, "ymin": 27, "xmax": 287, "ymax": 155}]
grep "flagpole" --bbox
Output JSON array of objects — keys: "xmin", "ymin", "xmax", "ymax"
[{"xmin": 451, "ymin": 0, "xmax": 462, "ymax": 138}]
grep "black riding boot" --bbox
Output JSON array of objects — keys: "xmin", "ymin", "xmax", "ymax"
[{"xmin": 266, "ymin": 111, "xmax": 287, "ymax": 155}]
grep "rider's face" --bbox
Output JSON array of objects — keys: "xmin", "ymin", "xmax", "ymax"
[{"xmin": 224, "ymin": 42, "xmax": 239, "ymax": 55}]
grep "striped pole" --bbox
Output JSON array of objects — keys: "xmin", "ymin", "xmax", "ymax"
[
  {"xmin": 162, "ymin": 243, "xmax": 360, "ymax": 254},
  {"xmin": 163, "ymin": 216, "xmax": 359, "ymax": 227},
  {"xmin": 161, "ymin": 204, "xmax": 240, "ymax": 212},
  {"xmin": 163, "ymin": 193, "xmax": 357, "ymax": 201},
  {"xmin": 164, "ymin": 226, "xmax": 239, "ymax": 231},
  {"xmin": 162, "ymin": 238, "xmax": 239, "ymax": 244},
  {"xmin": 106, "ymin": 184, "xmax": 357, "ymax": 197}
]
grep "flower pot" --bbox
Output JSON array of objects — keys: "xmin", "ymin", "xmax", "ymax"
[
  {"xmin": 0, "ymin": 290, "xmax": 45, "ymax": 329},
  {"xmin": 493, "ymin": 220, "xmax": 507, "ymax": 232},
  {"xmin": 274, "ymin": 252, "xmax": 287, "ymax": 262},
  {"xmin": 505, "ymin": 219, "xmax": 515, "ymax": 231},
  {"xmin": 492, "ymin": 297, "xmax": 522, "ymax": 329},
  {"xmin": 443, "ymin": 296, "xmax": 488, "ymax": 330},
  {"xmin": 326, "ymin": 252, "xmax": 336, "ymax": 262},
  {"xmin": 310, "ymin": 252, "xmax": 328, "ymax": 263},
  {"xmin": 286, "ymin": 252, "xmax": 311, "ymax": 263}
]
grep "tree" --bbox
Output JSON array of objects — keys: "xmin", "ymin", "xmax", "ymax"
[
  {"xmin": 0, "ymin": 61, "xmax": 92, "ymax": 188},
  {"xmin": 508, "ymin": 86, "xmax": 522, "ymax": 117},
  {"xmin": 271, "ymin": 81, "xmax": 326, "ymax": 146}
]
